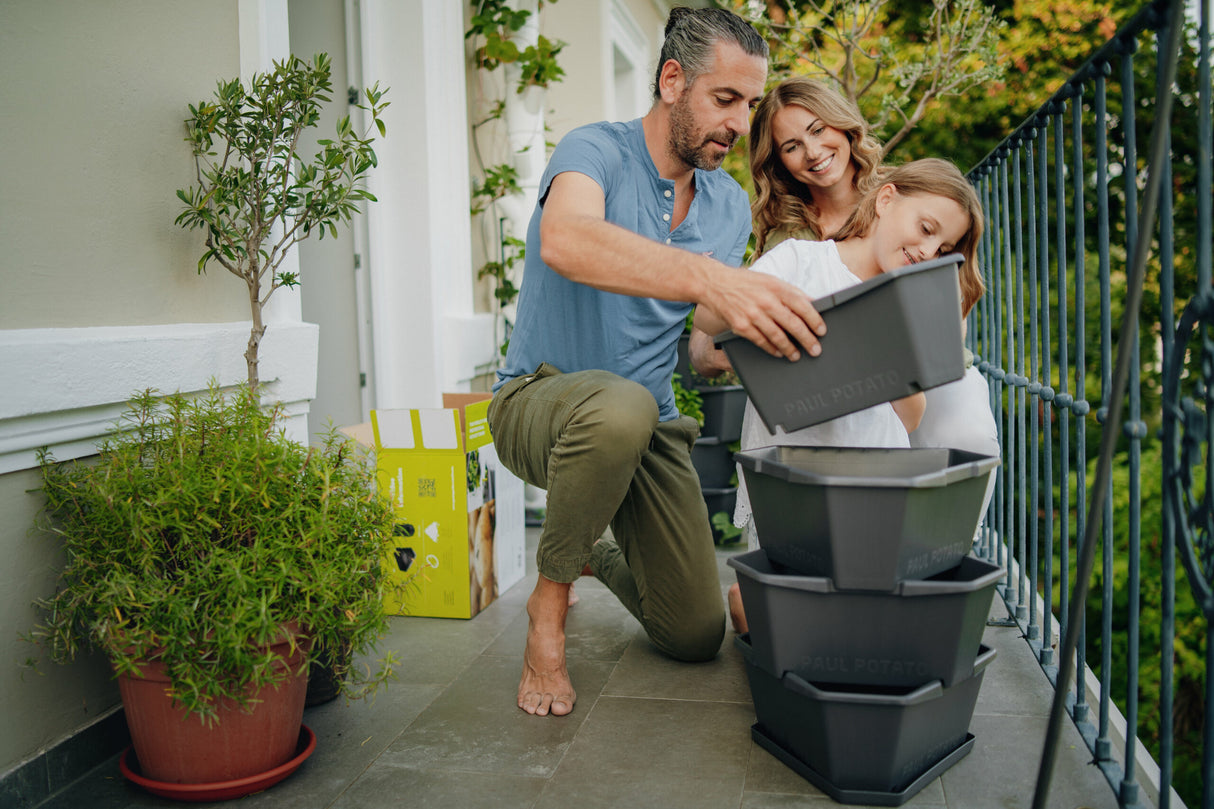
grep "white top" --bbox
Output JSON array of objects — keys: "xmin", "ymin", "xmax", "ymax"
[
  {"xmin": 734, "ymin": 240, "xmax": 910, "ymax": 530},
  {"xmin": 909, "ymin": 366, "xmax": 999, "ymax": 457}
]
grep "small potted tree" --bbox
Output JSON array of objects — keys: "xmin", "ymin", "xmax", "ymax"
[
  {"xmin": 29, "ymin": 53, "xmax": 395, "ymax": 798},
  {"xmin": 175, "ymin": 52, "xmax": 387, "ymax": 394}
]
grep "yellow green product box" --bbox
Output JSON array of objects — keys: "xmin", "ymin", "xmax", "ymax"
[{"xmin": 368, "ymin": 394, "xmax": 526, "ymax": 618}]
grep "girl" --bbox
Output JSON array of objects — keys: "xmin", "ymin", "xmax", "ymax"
[{"xmin": 694, "ymin": 158, "xmax": 986, "ymax": 633}]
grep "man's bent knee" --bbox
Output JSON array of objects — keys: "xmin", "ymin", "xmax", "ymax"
[
  {"xmin": 576, "ymin": 375, "xmax": 660, "ymax": 451},
  {"xmin": 646, "ymin": 611, "xmax": 726, "ymax": 663}
]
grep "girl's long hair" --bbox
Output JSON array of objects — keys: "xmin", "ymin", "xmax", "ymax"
[
  {"xmin": 832, "ymin": 158, "xmax": 986, "ymax": 315},
  {"xmin": 749, "ymin": 77, "xmax": 884, "ymax": 256}
]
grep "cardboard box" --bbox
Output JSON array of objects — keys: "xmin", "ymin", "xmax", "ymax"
[{"xmin": 352, "ymin": 393, "xmax": 526, "ymax": 618}]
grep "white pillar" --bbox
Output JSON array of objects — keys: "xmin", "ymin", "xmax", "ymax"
[{"xmin": 360, "ymin": 0, "xmax": 494, "ymax": 408}]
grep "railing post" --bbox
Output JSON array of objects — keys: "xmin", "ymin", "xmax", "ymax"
[
  {"xmin": 1070, "ymin": 83, "xmax": 1092, "ymax": 729},
  {"xmin": 1026, "ymin": 129, "xmax": 1041, "ymax": 642},
  {"xmin": 1039, "ymin": 113, "xmax": 1056, "ymax": 668},
  {"xmin": 1094, "ymin": 60, "xmax": 1116, "ymax": 768},
  {"xmin": 1002, "ymin": 154, "xmax": 1019, "ymax": 613},
  {"xmin": 1156, "ymin": 14, "xmax": 1177, "ymax": 803},
  {"xmin": 1054, "ymin": 95, "xmax": 1072, "ymax": 681},
  {"xmin": 1013, "ymin": 142, "xmax": 1029, "ymax": 622},
  {"xmin": 1116, "ymin": 32, "xmax": 1144, "ymax": 806}
]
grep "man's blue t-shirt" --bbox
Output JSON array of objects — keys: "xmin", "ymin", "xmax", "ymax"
[{"xmin": 494, "ymin": 118, "xmax": 752, "ymax": 421}]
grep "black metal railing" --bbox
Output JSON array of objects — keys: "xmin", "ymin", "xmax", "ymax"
[{"xmin": 967, "ymin": 0, "xmax": 1211, "ymax": 805}]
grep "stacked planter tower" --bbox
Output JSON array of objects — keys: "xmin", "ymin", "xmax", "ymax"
[
  {"xmin": 719, "ymin": 256, "xmax": 1004, "ymax": 805},
  {"xmin": 676, "ymin": 334, "xmax": 748, "ymax": 543}
]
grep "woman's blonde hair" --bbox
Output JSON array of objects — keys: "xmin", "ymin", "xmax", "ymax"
[
  {"xmin": 749, "ymin": 77, "xmax": 884, "ymax": 256},
  {"xmin": 832, "ymin": 158, "xmax": 986, "ymax": 315}
]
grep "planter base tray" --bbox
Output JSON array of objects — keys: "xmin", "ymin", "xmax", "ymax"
[
  {"xmin": 120, "ymin": 724, "xmax": 316, "ymax": 802},
  {"xmin": 751, "ymin": 724, "xmax": 974, "ymax": 807}
]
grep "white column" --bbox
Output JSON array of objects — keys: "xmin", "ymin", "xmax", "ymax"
[{"xmin": 360, "ymin": 0, "xmax": 493, "ymax": 410}]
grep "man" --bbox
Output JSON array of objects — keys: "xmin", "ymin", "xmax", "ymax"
[{"xmin": 488, "ymin": 6, "xmax": 826, "ymax": 717}]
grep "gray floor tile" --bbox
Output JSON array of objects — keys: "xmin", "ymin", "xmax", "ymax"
[
  {"xmin": 30, "ymin": 758, "xmax": 138, "ymax": 809},
  {"xmin": 330, "ymin": 765, "xmax": 546, "ymax": 809},
  {"xmin": 287, "ymin": 682, "xmax": 444, "ymax": 804},
  {"xmin": 376, "ymin": 654, "xmax": 615, "ymax": 778},
  {"xmin": 534, "ymin": 695, "xmax": 754, "ymax": 809},
  {"xmin": 974, "ymin": 623, "xmax": 1055, "ymax": 718},
  {"xmin": 939, "ymin": 713, "xmax": 1119, "ymax": 809},
  {"xmin": 376, "ymin": 598, "xmax": 522, "ymax": 686}
]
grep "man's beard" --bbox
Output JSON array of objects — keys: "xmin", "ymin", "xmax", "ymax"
[{"xmin": 669, "ymin": 90, "xmax": 736, "ymax": 172}]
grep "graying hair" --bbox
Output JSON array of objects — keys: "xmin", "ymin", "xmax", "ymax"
[{"xmin": 652, "ymin": 6, "xmax": 768, "ymax": 99}]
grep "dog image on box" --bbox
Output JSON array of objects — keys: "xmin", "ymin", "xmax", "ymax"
[{"xmin": 468, "ymin": 454, "xmax": 498, "ymax": 614}]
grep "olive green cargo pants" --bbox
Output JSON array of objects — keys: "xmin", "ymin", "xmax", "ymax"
[{"xmin": 488, "ymin": 363, "xmax": 725, "ymax": 662}]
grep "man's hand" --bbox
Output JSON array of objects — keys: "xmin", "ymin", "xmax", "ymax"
[{"xmin": 694, "ymin": 267, "xmax": 826, "ymax": 362}]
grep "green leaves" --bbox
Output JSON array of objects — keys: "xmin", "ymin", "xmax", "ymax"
[
  {"xmin": 468, "ymin": 1, "xmax": 566, "ymax": 90},
  {"xmin": 722, "ymin": 0, "xmax": 1007, "ymax": 157},
  {"xmin": 32, "ymin": 385, "xmax": 399, "ymax": 720},
  {"xmin": 470, "ymin": 164, "xmax": 521, "ymax": 215}
]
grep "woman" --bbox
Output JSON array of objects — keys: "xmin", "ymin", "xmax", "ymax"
[{"xmin": 749, "ymin": 76, "xmax": 886, "ymax": 255}]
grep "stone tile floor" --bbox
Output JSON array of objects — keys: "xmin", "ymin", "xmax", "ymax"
[{"xmin": 37, "ymin": 527, "xmax": 1119, "ymax": 809}]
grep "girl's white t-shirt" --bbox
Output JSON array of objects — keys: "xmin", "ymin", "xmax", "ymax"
[{"xmin": 734, "ymin": 239, "xmax": 910, "ymax": 530}]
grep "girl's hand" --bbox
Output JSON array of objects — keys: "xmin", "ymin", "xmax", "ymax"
[
  {"xmin": 688, "ymin": 325, "xmax": 733, "ymax": 378},
  {"xmin": 892, "ymin": 392, "xmax": 927, "ymax": 433}
]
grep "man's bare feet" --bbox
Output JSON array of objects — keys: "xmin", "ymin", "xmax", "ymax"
[
  {"xmin": 519, "ymin": 576, "xmax": 577, "ymax": 716},
  {"xmin": 567, "ymin": 582, "xmax": 580, "ymax": 607},
  {"xmin": 728, "ymin": 582, "xmax": 748, "ymax": 634}
]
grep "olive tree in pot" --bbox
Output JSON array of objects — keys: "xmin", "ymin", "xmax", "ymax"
[
  {"xmin": 174, "ymin": 52, "xmax": 389, "ymax": 709},
  {"xmin": 32, "ymin": 386, "xmax": 400, "ymax": 792}
]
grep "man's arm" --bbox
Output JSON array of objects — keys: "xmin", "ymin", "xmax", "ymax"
[{"xmin": 540, "ymin": 171, "xmax": 826, "ymax": 361}]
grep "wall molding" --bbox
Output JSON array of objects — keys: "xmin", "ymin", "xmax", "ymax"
[{"xmin": 0, "ymin": 322, "xmax": 319, "ymax": 474}]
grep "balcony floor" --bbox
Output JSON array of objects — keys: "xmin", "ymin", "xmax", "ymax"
[{"xmin": 37, "ymin": 526, "xmax": 1118, "ymax": 809}]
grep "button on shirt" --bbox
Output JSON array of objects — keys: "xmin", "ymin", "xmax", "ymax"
[{"xmin": 495, "ymin": 119, "xmax": 752, "ymax": 420}]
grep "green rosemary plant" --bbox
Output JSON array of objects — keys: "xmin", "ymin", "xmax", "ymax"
[{"xmin": 31, "ymin": 385, "xmax": 400, "ymax": 721}]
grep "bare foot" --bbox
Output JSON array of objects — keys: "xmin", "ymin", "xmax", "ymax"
[
  {"xmin": 728, "ymin": 582, "xmax": 748, "ymax": 635},
  {"xmin": 567, "ymin": 582, "xmax": 580, "ymax": 607},
  {"xmin": 518, "ymin": 577, "xmax": 577, "ymax": 716}
]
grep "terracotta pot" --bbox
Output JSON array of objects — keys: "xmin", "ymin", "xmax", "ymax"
[{"xmin": 116, "ymin": 628, "xmax": 308, "ymax": 784}]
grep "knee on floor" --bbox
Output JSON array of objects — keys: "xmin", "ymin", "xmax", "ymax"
[{"xmin": 648, "ymin": 612, "xmax": 726, "ymax": 663}]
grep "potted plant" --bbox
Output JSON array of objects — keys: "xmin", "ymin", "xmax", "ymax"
[{"xmin": 31, "ymin": 385, "xmax": 400, "ymax": 794}]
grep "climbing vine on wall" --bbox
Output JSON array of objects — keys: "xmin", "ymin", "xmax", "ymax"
[{"xmin": 466, "ymin": 0, "xmax": 564, "ymax": 359}]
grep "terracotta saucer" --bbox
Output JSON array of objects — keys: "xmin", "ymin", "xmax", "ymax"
[{"xmin": 119, "ymin": 724, "xmax": 316, "ymax": 802}]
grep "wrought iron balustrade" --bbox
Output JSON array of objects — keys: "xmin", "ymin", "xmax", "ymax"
[{"xmin": 967, "ymin": 0, "xmax": 1211, "ymax": 805}]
